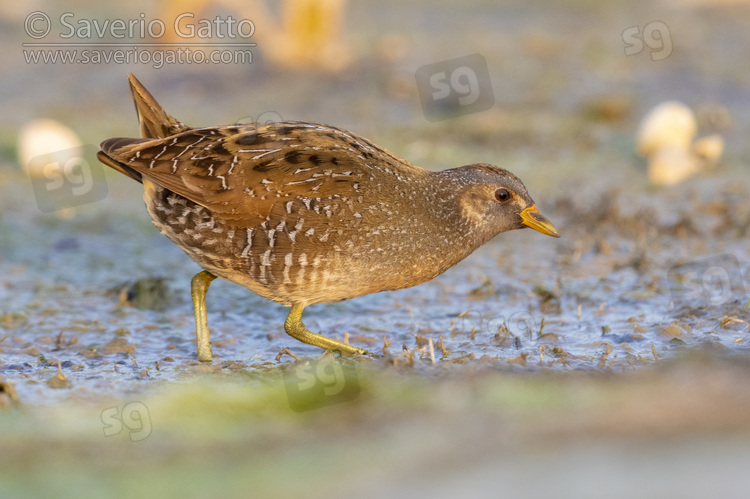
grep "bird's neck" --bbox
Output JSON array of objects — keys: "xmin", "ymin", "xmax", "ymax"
[{"xmin": 413, "ymin": 170, "xmax": 496, "ymax": 272}]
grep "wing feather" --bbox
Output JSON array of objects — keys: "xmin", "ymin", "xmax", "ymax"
[{"xmin": 99, "ymin": 122, "xmax": 410, "ymax": 227}]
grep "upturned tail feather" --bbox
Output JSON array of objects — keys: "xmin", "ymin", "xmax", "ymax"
[
  {"xmin": 127, "ymin": 73, "xmax": 189, "ymax": 139},
  {"xmin": 98, "ymin": 73, "xmax": 191, "ymax": 183}
]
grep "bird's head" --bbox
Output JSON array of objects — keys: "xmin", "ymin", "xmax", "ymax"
[{"xmin": 443, "ymin": 163, "xmax": 560, "ymax": 240}]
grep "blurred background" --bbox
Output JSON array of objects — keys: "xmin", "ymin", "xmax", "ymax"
[{"xmin": 1, "ymin": 0, "xmax": 750, "ymax": 497}]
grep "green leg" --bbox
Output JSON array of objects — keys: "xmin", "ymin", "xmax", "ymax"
[
  {"xmin": 191, "ymin": 270, "xmax": 216, "ymax": 362},
  {"xmin": 284, "ymin": 303, "xmax": 370, "ymax": 356}
]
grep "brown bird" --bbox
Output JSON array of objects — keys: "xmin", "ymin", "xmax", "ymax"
[{"xmin": 98, "ymin": 74, "xmax": 559, "ymax": 361}]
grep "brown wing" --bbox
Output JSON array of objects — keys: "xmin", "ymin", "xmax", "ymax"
[{"xmin": 99, "ymin": 121, "xmax": 412, "ymax": 227}]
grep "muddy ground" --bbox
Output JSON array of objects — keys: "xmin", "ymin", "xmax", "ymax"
[{"xmin": 1, "ymin": 0, "xmax": 750, "ymax": 497}]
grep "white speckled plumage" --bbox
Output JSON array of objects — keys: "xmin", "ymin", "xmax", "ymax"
[
  {"xmin": 106, "ymin": 124, "xmax": 539, "ymax": 308},
  {"xmin": 97, "ymin": 74, "xmax": 559, "ymax": 359}
]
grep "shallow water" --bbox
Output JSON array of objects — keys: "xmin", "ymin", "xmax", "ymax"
[{"xmin": 1, "ymin": 167, "xmax": 748, "ymax": 405}]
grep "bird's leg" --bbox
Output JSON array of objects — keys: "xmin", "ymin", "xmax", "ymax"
[
  {"xmin": 284, "ymin": 303, "xmax": 370, "ymax": 356},
  {"xmin": 191, "ymin": 270, "xmax": 216, "ymax": 362}
]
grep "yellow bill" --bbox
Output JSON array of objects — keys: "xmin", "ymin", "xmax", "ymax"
[{"xmin": 520, "ymin": 205, "xmax": 560, "ymax": 238}]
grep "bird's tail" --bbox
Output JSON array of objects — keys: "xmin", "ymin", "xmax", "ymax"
[
  {"xmin": 127, "ymin": 73, "xmax": 190, "ymax": 139},
  {"xmin": 97, "ymin": 74, "xmax": 190, "ymax": 182},
  {"xmin": 96, "ymin": 137, "xmax": 151, "ymax": 183}
]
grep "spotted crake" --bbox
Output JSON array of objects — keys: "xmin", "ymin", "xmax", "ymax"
[{"xmin": 98, "ymin": 74, "xmax": 559, "ymax": 361}]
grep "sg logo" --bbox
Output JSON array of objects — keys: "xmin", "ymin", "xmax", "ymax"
[
  {"xmin": 29, "ymin": 145, "xmax": 108, "ymax": 213},
  {"xmin": 283, "ymin": 358, "xmax": 360, "ymax": 412},
  {"xmin": 416, "ymin": 53, "xmax": 495, "ymax": 122},
  {"xmin": 667, "ymin": 254, "xmax": 746, "ymax": 308},
  {"xmin": 43, "ymin": 157, "xmax": 94, "ymax": 196},
  {"xmin": 430, "ymin": 66, "xmax": 482, "ymax": 107},
  {"xmin": 622, "ymin": 21, "xmax": 673, "ymax": 61},
  {"xmin": 486, "ymin": 311, "xmax": 538, "ymax": 341},
  {"xmin": 234, "ymin": 111, "xmax": 283, "ymax": 146},
  {"xmin": 101, "ymin": 401, "xmax": 152, "ymax": 442}
]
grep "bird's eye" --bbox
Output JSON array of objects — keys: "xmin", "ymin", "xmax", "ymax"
[{"xmin": 495, "ymin": 188, "xmax": 510, "ymax": 202}]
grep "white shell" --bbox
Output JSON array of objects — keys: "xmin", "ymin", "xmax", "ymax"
[
  {"xmin": 18, "ymin": 119, "xmax": 83, "ymax": 178},
  {"xmin": 636, "ymin": 101, "xmax": 697, "ymax": 157},
  {"xmin": 692, "ymin": 134, "xmax": 724, "ymax": 164},
  {"xmin": 647, "ymin": 146, "xmax": 701, "ymax": 186}
]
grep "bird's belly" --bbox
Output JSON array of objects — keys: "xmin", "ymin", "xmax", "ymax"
[
  {"xmin": 143, "ymin": 182, "xmax": 451, "ymax": 307},
  {"xmin": 144, "ymin": 183, "xmax": 458, "ymax": 305},
  {"xmin": 142, "ymin": 182, "xmax": 265, "ymax": 288}
]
